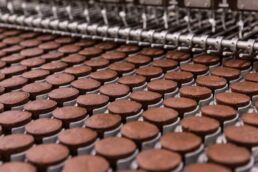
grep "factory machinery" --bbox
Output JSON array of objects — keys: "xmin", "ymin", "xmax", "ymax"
[
  {"xmin": 0, "ymin": 0, "xmax": 258, "ymax": 172},
  {"xmin": 0, "ymin": 0, "xmax": 257, "ymax": 57}
]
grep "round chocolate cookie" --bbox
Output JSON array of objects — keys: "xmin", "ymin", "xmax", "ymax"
[
  {"xmin": 230, "ymin": 81, "xmax": 258, "ymax": 96},
  {"xmin": 63, "ymin": 155, "xmax": 110, "ymax": 172},
  {"xmin": 241, "ymin": 113, "xmax": 258, "ymax": 128},
  {"xmin": 99, "ymin": 83, "xmax": 130, "ymax": 101},
  {"xmin": 152, "ymin": 59, "xmax": 178, "ymax": 72},
  {"xmin": 108, "ymin": 100, "xmax": 142, "ymax": 121},
  {"xmin": 206, "ymin": 143, "xmax": 251, "ymax": 169},
  {"xmin": 223, "ymin": 59, "xmax": 251, "ymax": 71},
  {"xmin": 37, "ymin": 34, "xmax": 56, "ymax": 42},
  {"xmin": 102, "ymin": 51, "xmax": 127, "ymax": 62},
  {"xmin": 165, "ymin": 71, "xmax": 194, "ymax": 85},
  {"xmin": 46, "ymin": 73, "xmax": 75, "ymax": 87},
  {"xmin": 216, "ymin": 92, "xmax": 250, "ymax": 109},
  {"xmin": 116, "ymin": 45, "xmax": 140, "ymax": 54},
  {"xmin": 121, "ymin": 121, "xmax": 159, "ymax": 145},
  {"xmin": 90, "ymin": 69, "xmax": 118, "ymax": 84},
  {"xmin": 184, "ymin": 163, "xmax": 231, "ymax": 172},
  {"xmin": 25, "ymin": 118, "xmax": 62, "ymax": 142},
  {"xmin": 193, "ymin": 54, "xmax": 220, "ymax": 66},
  {"xmin": 180, "ymin": 86, "xmax": 212, "ymax": 101},
  {"xmin": 224, "ymin": 125, "xmax": 258, "ymax": 148},
  {"xmin": 136, "ymin": 149, "xmax": 181, "ymax": 172},
  {"xmin": 201, "ymin": 105, "xmax": 237, "ymax": 123},
  {"xmin": 0, "ymin": 77, "xmax": 28, "ymax": 91},
  {"xmin": 22, "ymin": 82, "xmax": 52, "ymax": 99},
  {"xmin": 41, "ymin": 52, "xmax": 64, "ymax": 62},
  {"xmin": 53, "ymin": 106, "xmax": 87, "ymax": 126},
  {"xmin": 109, "ymin": 62, "xmax": 135, "ymax": 76},
  {"xmin": 118, "ymin": 75, "xmax": 146, "ymax": 90},
  {"xmin": 160, "ymin": 132, "xmax": 202, "ymax": 155},
  {"xmin": 20, "ymin": 48, "xmax": 44, "ymax": 58},
  {"xmin": 22, "ymin": 69, "xmax": 50, "ymax": 82},
  {"xmin": 95, "ymin": 137, "xmax": 136, "ymax": 164},
  {"xmin": 3, "ymin": 30, "xmax": 21, "ymax": 37},
  {"xmin": 0, "ymin": 110, "xmax": 31, "ymax": 133},
  {"xmin": 126, "ymin": 55, "xmax": 152, "ymax": 67},
  {"xmin": 1, "ymin": 65, "xmax": 27, "ymax": 77},
  {"xmin": 163, "ymin": 97, "xmax": 197, "ymax": 116},
  {"xmin": 3, "ymin": 37, "xmax": 23, "ymax": 45},
  {"xmin": 147, "ymin": 80, "xmax": 177, "ymax": 95},
  {"xmin": 20, "ymin": 39, "xmax": 41, "ymax": 48},
  {"xmin": 62, "ymin": 54, "xmax": 86, "ymax": 66},
  {"xmin": 196, "ymin": 76, "xmax": 227, "ymax": 90},
  {"xmin": 1, "ymin": 54, "xmax": 26, "ymax": 64},
  {"xmin": 77, "ymin": 94, "xmax": 109, "ymax": 113},
  {"xmin": 0, "ymin": 134, "xmax": 34, "ymax": 161},
  {"xmin": 142, "ymin": 107, "xmax": 178, "ymax": 129},
  {"xmin": 58, "ymin": 128, "xmax": 97, "ymax": 151},
  {"xmin": 181, "ymin": 116, "xmax": 220, "ymax": 137},
  {"xmin": 244, "ymin": 72, "xmax": 258, "ymax": 83},
  {"xmin": 20, "ymin": 32, "xmax": 39, "ymax": 39},
  {"xmin": 0, "ymin": 162, "xmax": 37, "ymax": 172},
  {"xmin": 21, "ymin": 57, "xmax": 46, "ymax": 69},
  {"xmin": 85, "ymin": 113, "xmax": 121, "ymax": 137},
  {"xmin": 40, "ymin": 61, "xmax": 68, "ymax": 73},
  {"xmin": 140, "ymin": 48, "xmax": 164, "ymax": 58},
  {"xmin": 48, "ymin": 87, "xmax": 79, "ymax": 105},
  {"xmin": 58, "ymin": 45, "xmax": 81, "ymax": 54},
  {"xmin": 0, "ymin": 91, "xmax": 29, "ymax": 110},
  {"xmin": 166, "ymin": 51, "xmax": 191, "ymax": 62},
  {"xmin": 79, "ymin": 47, "xmax": 103, "ymax": 58},
  {"xmin": 95, "ymin": 42, "xmax": 117, "ymax": 50},
  {"xmin": 71, "ymin": 78, "xmax": 101, "ymax": 94},
  {"xmin": 84, "ymin": 58, "xmax": 110, "ymax": 71},
  {"xmin": 64, "ymin": 65, "xmax": 92, "ymax": 78},
  {"xmin": 26, "ymin": 144, "xmax": 69, "ymax": 168},
  {"xmin": 130, "ymin": 91, "xmax": 162, "ymax": 109},
  {"xmin": 136, "ymin": 66, "xmax": 163, "ymax": 81},
  {"xmin": 180, "ymin": 63, "xmax": 208, "ymax": 76},
  {"xmin": 55, "ymin": 36, "xmax": 76, "ymax": 44},
  {"xmin": 2, "ymin": 45, "xmax": 23, "ymax": 54},
  {"xmin": 75, "ymin": 39, "xmax": 96, "ymax": 47},
  {"xmin": 210, "ymin": 67, "xmax": 240, "ymax": 81},
  {"xmin": 24, "ymin": 99, "xmax": 57, "ymax": 118},
  {"xmin": 36, "ymin": 34, "xmax": 57, "ymax": 42}
]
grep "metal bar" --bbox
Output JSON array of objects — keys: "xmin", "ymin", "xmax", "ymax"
[{"xmin": 0, "ymin": 11, "xmax": 257, "ymax": 55}]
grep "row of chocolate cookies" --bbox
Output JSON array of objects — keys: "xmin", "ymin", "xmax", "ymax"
[
  {"xmin": 0, "ymin": 33, "xmax": 170, "ymax": 172},
  {"xmin": 3, "ymin": 100, "xmax": 255, "ymax": 171},
  {"xmin": 0, "ymin": 27, "xmax": 256, "ymax": 171},
  {"xmin": 1, "ymin": 122, "xmax": 257, "ymax": 172},
  {"xmin": 0, "ymin": 31, "xmax": 254, "ymax": 98}
]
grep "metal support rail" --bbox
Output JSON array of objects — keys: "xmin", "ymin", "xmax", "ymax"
[{"xmin": 0, "ymin": 12, "xmax": 257, "ymax": 58}]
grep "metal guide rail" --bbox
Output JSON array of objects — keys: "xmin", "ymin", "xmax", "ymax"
[{"xmin": 0, "ymin": 0, "xmax": 257, "ymax": 57}]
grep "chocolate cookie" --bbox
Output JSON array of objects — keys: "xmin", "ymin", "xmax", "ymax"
[
  {"xmin": 85, "ymin": 113, "xmax": 121, "ymax": 137},
  {"xmin": 136, "ymin": 149, "xmax": 181, "ymax": 172},
  {"xmin": 206, "ymin": 143, "xmax": 250, "ymax": 169},
  {"xmin": 160, "ymin": 132, "xmax": 202, "ymax": 155},
  {"xmin": 181, "ymin": 116, "xmax": 220, "ymax": 137},
  {"xmin": 63, "ymin": 155, "xmax": 109, "ymax": 172}
]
